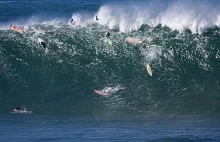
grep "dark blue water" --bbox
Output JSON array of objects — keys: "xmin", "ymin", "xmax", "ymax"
[
  {"xmin": 0, "ymin": 0, "xmax": 220, "ymax": 141},
  {"xmin": 1, "ymin": 115, "xmax": 220, "ymax": 141}
]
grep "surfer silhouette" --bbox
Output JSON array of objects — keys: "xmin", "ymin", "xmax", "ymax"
[
  {"xmin": 40, "ymin": 41, "xmax": 46, "ymax": 50},
  {"xmin": 106, "ymin": 31, "xmax": 110, "ymax": 38},
  {"xmin": 69, "ymin": 19, "xmax": 76, "ymax": 25},
  {"xmin": 15, "ymin": 106, "xmax": 20, "ymax": 111},
  {"xmin": 15, "ymin": 106, "xmax": 25, "ymax": 111},
  {"xmin": 96, "ymin": 16, "xmax": 99, "ymax": 20}
]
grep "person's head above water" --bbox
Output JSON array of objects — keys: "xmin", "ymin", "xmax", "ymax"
[
  {"xmin": 40, "ymin": 41, "xmax": 46, "ymax": 50},
  {"xmin": 15, "ymin": 106, "xmax": 20, "ymax": 110}
]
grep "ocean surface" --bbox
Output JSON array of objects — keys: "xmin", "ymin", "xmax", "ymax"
[{"xmin": 0, "ymin": 0, "xmax": 220, "ymax": 141}]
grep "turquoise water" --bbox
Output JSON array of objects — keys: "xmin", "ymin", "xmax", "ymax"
[{"xmin": 0, "ymin": 0, "xmax": 220, "ymax": 141}]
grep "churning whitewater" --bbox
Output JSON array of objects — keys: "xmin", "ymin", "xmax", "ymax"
[{"xmin": 0, "ymin": 0, "xmax": 220, "ymax": 116}]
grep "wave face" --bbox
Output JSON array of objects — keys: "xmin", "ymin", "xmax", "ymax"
[{"xmin": 0, "ymin": 0, "xmax": 220, "ymax": 116}]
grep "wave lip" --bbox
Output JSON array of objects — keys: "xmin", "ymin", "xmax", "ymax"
[
  {"xmin": 94, "ymin": 0, "xmax": 220, "ymax": 33},
  {"xmin": 1, "ymin": 0, "xmax": 220, "ymax": 33}
]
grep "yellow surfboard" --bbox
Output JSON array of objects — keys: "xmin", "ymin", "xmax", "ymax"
[
  {"xmin": 146, "ymin": 64, "xmax": 152, "ymax": 77},
  {"xmin": 108, "ymin": 40, "xmax": 113, "ymax": 46}
]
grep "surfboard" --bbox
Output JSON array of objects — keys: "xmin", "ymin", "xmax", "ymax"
[
  {"xmin": 125, "ymin": 37, "xmax": 142, "ymax": 44},
  {"xmin": 107, "ymin": 40, "xmax": 113, "ymax": 46},
  {"xmin": 10, "ymin": 25, "xmax": 25, "ymax": 34},
  {"xmin": 94, "ymin": 89, "xmax": 109, "ymax": 96},
  {"xmin": 146, "ymin": 63, "xmax": 152, "ymax": 77}
]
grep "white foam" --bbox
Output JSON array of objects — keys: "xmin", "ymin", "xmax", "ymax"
[
  {"xmin": 11, "ymin": 108, "xmax": 32, "ymax": 114},
  {"xmin": 1, "ymin": 0, "xmax": 220, "ymax": 33},
  {"xmin": 141, "ymin": 45, "xmax": 163, "ymax": 62},
  {"xmin": 101, "ymin": 85, "xmax": 125, "ymax": 94},
  {"xmin": 94, "ymin": 0, "xmax": 220, "ymax": 33}
]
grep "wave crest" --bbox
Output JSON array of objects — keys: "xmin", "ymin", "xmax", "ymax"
[{"xmin": 95, "ymin": 0, "xmax": 220, "ymax": 33}]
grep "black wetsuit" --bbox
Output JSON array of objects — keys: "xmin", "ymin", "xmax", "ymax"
[
  {"xmin": 96, "ymin": 16, "xmax": 99, "ymax": 20},
  {"xmin": 15, "ymin": 106, "xmax": 20, "ymax": 111},
  {"xmin": 106, "ymin": 32, "xmax": 110, "ymax": 38},
  {"xmin": 70, "ymin": 19, "xmax": 76, "ymax": 25},
  {"xmin": 40, "ymin": 42, "xmax": 47, "ymax": 50}
]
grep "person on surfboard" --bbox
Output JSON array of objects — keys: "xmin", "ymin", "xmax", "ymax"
[
  {"xmin": 106, "ymin": 31, "xmax": 110, "ymax": 38},
  {"xmin": 96, "ymin": 16, "xmax": 99, "ymax": 20},
  {"xmin": 39, "ymin": 40, "xmax": 47, "ymax": 50}
]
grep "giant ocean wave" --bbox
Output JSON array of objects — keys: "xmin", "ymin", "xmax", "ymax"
[{"xmin": 0, "ymin": 0, "xmax": 220, "ymax": 116}]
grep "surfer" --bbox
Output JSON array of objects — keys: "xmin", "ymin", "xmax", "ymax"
[
  {"xmin": 96, "ymin": 16, "xmax": 99, "ymax": 20},
  {"xmin": 69, "ymin": 19, "xmax": 76, "ymax": 25},
  {"xmin": 15, "ymin": 106, "xmax": 20, "ymax": 111},
  {"xmin": 106, "ymin": 31, "xmax": 110, "ymax": 38},
  {"xmin": 15, "ymin": 106, "xmax": 25, "ymax": 111},
  {"xmin": 39, "ymin": 39, "xmax": 47, "ymax": 50}
]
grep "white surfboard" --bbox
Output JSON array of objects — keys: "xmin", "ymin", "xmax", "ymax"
[
  {"xmin": 125, "ymin": 37, "xmax": 142, "ymax": 44},
  {"xmin": 146, "ymin": 64, "xmax": 152, "ymax": 77}
]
